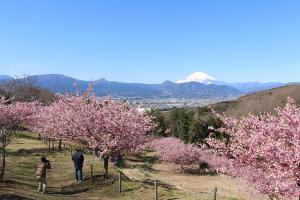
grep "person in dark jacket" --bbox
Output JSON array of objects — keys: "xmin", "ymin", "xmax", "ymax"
[
  {"xmin": 36, "ymin": 157, "xmax": 51, "ymax": 193},
  {"xmin": 72, "ymin": 149, "xmax": 84, "ymax": 182}
]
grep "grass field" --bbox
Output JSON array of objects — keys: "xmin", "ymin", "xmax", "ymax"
[
  {"xmin": 0, "ymin": 132, "xmax": 191, "ymax": 200},
  {"xmin": 0, "ymin": 132, "xmax": 266, "ymax": 200},
  {"xmin": 121, "ymin": 153, "xmax": 268, "ymax": 200}
]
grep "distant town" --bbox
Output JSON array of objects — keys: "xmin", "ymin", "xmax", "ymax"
[{"xmin": 118, "ymin": 96, "xmax": 238, "ymax": 110}]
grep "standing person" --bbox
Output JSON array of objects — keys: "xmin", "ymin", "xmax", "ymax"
[
  {"xmin": 72, "ymin": 149, "xmax": 84, "ymax": 182},
  {"xmin": 36, "ymin": 157, "xmax": 51, "ymax": 194}
]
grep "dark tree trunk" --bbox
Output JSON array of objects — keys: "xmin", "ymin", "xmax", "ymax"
[
  {"xmin": 58, "ymin": 139, "xmax": 62, "ymax": 152},
  {"xmin": 52, "ymin": 141, "xmax": 55, "ymax": 151},
  {"xmin": 111, "ymin": 153, "xmax": 124, "ymax": 167},
  {"xmin": 103, "ymin": 156, "xmax": 109, "ymax": 179},
  {"xmin": 0, "ymin": 145, "xmax": 6, "ymax": 181},
  {"xmin": 48, "ymin": 139, "xmax": 51, "ymax": 150}
]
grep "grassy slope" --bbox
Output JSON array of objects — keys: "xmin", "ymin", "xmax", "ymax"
[
  {"xmin": 122, "ymin": 152, "xmax": 268, "ymax": 200},
  {"xmin": 0, "ymin": 132, "xmax": 189, "ymax": 200},
  {"xmin": 0, "ymin": 132, "xmax": 269, "ymax": 200},
  {"xmin": 211, "ymin": 84, "xmax": 300, "ymax": 117}
]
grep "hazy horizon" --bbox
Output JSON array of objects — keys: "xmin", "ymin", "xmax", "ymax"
[{"xmin": 0, "ymin": 72, "xmax": 294, "ymax": 84}]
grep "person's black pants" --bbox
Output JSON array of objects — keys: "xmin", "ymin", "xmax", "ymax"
[{"xmin": 75, "ymin": 168, "xmax": 83, "ymax": 181}]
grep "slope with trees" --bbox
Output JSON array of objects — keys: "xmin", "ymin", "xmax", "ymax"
[
  {"xmin": 206, "ymin": 98, "xmax": 300, "ymax": 199},
  {"xmin": 32, "ymin": 90, "xmax": 156, "ymax": 178}
]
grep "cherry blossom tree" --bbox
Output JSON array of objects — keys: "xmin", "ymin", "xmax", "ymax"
[
  {"xmin": 207, "ymin": 97, "xmax": 300, "ymax": 199},
  {"xmin": 0, "ymin": 99, "xmax": 38, "ymax": 180},
  {"xmin": 152, "ymin": 137, "xmax": 204, "ymax": 172},
  {"xmin": 33, "ymin": 92, "xmax": 156, "ymax": 178}
]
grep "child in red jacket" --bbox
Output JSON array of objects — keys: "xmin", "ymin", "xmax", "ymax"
[{"xmin": 36, "ymin": 157, "xmax": 51, "ymax": 194}]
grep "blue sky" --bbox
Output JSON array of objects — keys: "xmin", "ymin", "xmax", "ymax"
[{"xmin": 0, "ymin": 0, "xmax": 299, "ymax": 83}]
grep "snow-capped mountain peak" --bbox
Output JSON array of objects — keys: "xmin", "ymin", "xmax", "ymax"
[{"xmin": 176, "ymin": 72, "xmax": 216, "ymax": 84}]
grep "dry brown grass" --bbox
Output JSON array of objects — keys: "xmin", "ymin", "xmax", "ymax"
[
  {"xmin": 212, "ymin": 84, "xmax": 300, "ymax": 117},
  {"xmin": 121, "ymin": 152, "xmax": 269, "ymax": 200}
]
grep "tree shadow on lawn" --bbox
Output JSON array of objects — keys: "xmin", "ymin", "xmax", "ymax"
[
  {"xmin": 0, "ymin": 194, "xmax": 35, "ymax": 200},
  {"xmin": 90, "ymin": 174, "xmax": 106, "ymax": 182},
  {"xmin": 184, "ymin": 168, "xmax": 218, "ymax": 176},
  {"xmin": 125, "ymin": 153, "xmax": 160, "ymax": 174},
  {"xmin": 8, "ymin": 148, "xmax": 50, "ymax": 157},
  {"xmin": 2, "ymin": 179, "xmax": 36, "ymax": 189},
  {"xmin": 141, "ymin": 179, "xmax": 176, "ymax": 190},
  {"xmin": 47, "ymin": 187, "xmax": 90, "ymax": 195},
  {"xmin": 3, "ymin": 179, "xmax": 90, "ymax": 196},
  {"xmin": 126, "ymin": 153, "xmax": 159, "ymax": 164}
]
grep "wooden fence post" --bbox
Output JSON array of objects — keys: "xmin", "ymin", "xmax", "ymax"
[
  {"xmin": 213, "ymin": 187, "xmax": 217, "ymax": 200},
  {"xmin": 58, "ymin": 139, "xmax": 62, "ymax": 151},
  {"xmin": 118, "ymin": 172, "xmax": 122, "ymax": 193},
  {"xmin": 155, "ymin": 180, "xmax": 158, "ymax": 200},
  {"xmin": 90, "ymin": 164, "xmax": 93, "ymax": 184}
]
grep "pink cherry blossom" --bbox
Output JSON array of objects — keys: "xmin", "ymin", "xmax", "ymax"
[
  {"xmin": 0, "ymin": 98, "xmax": 39, "ymax": 180},
  {"xmin": 32, "ymin": 92, "xmax": 157, "ymax": 157},
  {"xmin": 151, "ymin": 137, "xmax": 204, "ymax": 172},
  {"xmin": 206, "ymin": 97, "xmax": 300, "ymax": 199}
]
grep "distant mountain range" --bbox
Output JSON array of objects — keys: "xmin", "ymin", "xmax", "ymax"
[
  {"xmin": 0, "ymin": 75, "xmax": 12, "ymax": 81},
  {"xmin": 221, "ymin": 82, "xmax": 287, "ymax": 93},
  {"xmin": 0, "ymin": 74, "xmax": 291, "ymax": 99},
  {"xmin": 176, "ymin": 72, "xmax": 290, "ymax": 94}
]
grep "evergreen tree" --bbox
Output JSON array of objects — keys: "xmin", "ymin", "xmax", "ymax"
[
  {"xmin": 168, "ymin": 107, "xmax": 180, "ymax": 138},
  {"xmin": 150, "ymin": 109, "xmax": 167, "ymax": 136},
  {"xmin": 188, "ymin": 119, "xmax": 209, "ymax": 144}
]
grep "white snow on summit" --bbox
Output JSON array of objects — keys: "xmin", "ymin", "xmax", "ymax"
[{"xmin": 176, "ymin": 72, "xmax": 216, "ymax": 84}]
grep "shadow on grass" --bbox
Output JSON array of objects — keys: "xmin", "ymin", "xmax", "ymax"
[
  {"xmin": 48, "ymin": 187, "xmax": 90, "ymax": 195},
  {"xmin": 122, "ymin": 188, "xmax": 135, "ymax": 192},
  {"xmin": 184, "ymin": 168, "xmax": 218, "ymax": 176},
  {"xmin": 2, "ymin": 179, "xmax": 36, "ymax": 189},
  {"xmin": 141, "ymin": 179, "xmax": 176, "ymax": 190},
  {"xmin": 91, "ymin": 174, "xmax": 105, "ymax": 181},
  {"xmin": 122, "ymin": 187, "xmax": 141, "ymax": 192},
  {"xmin": 126, "ymin": 153, "xmax": 159, "ymax": 164},
  {"xmin": 8, "ymin": 148, "xmax": 54, "ymax": 157},
  {"xmin": 14, "ymin": 132, "xmax": 40, "ymax": 141},
  {"xmin": 0, "ymin": 194, "xmax": 34, "ymax": 200},
  {"xmin": 3, "ymin": 178, "xmax": 90, "ymax": 196}
]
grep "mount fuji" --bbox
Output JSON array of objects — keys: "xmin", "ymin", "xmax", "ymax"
[
  {"xmin": 0, "ymin": 72, "xmax": 290, "ymax": 98},
  {"xmin": 177, "ymin": 72, "xmax": 289, "ymax": 93}
]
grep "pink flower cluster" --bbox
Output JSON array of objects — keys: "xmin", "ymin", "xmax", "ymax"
[
  {"xmin": 0, "ymin": 98, "xmax": 39, "ymax": 132},
  {"xmin": 32, "ymin": 93, "xmax": 157, "ymax": 157},
  {"xmin": 151, "ymin": 137, "xmax": 203, "ymax": 168},
  {"xmin": 208, "ymin": 97, "xmax": 300, "ymax": 199}
]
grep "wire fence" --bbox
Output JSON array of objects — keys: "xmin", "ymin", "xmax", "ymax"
[{"xmin": 50, "ymin": 141, "xmax": 219, "ymax": 200}]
